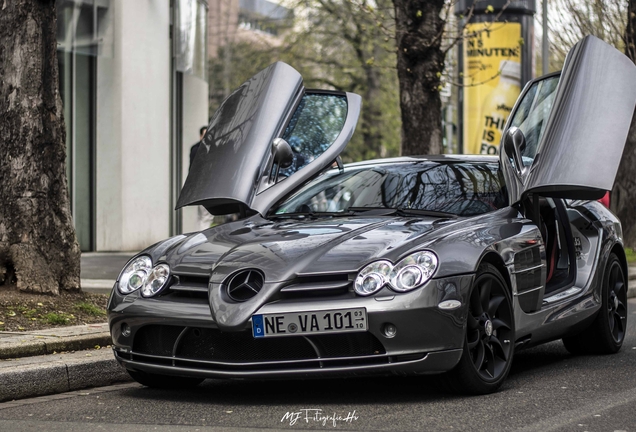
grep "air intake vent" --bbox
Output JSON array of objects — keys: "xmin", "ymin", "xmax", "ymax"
[{"xmin": 226, "ymin": 269, "xmax": 264, "ymax": 301}]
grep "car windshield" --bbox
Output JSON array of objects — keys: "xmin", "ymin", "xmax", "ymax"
[{"xmin": 271, "ymin": 161, "xmax": 508, "ymax": 217}]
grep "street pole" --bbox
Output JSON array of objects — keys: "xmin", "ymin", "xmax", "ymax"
[
  {"xmin": 446, "ymin": 105, "xmax": 454, "ymax": 154},
  {"xmin": 542, "ymin": 0, "xmax": 548, "ymax": 74}
]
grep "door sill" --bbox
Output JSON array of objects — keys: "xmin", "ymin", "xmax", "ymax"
[{"xmin": 542, "ymin": 286, "xmax": 582, "ymax": 305}]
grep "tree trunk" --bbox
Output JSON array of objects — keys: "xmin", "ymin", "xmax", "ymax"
[
  {"xmin": 614, "ymin": 0, "xmax": 636, "ymax": 249},
  {"xmin": 0, "ymin": 0, "xmax": 81, "ymax": 294},
  {"xmin": 392, "ymin": 0, "xmax": 445, "ymax": 156},
  {"xmin": 360, "ymin": 46, "xmax": 384, "ymax": 159},
  {"xmin": 614, "ymin": 115, "xmax": 636, "ymax": 249}
]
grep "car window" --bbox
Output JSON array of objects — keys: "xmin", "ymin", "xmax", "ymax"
[
  {"xmin": 272, "ymin": 161, "xmax": 508, "ymax": 217},
  {"xmin": 509, "ymin": 75, "xmax": 560, "ymax": 167},
  {"xmin": 279, "ymin": 93, "xmax": 348, "ymax": 177}
]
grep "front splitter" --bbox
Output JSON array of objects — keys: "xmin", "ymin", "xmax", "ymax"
[{"xmin": 113, "ymin": 348, "xmax": 463, "ymax": 379}]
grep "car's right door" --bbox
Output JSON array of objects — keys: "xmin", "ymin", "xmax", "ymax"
[{"xmin": 501, "ymin": 35, "xmax": 636, "ymax": 205}]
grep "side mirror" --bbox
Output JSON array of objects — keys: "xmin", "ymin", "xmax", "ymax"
[
  {"xmin": 268, "ymin": 138, "xmax": 294, "ymax": 184},
  {"xmin": 503, "ymin": 126, "xmax": 527, "ymax": 175},
  {"xmin": 272, "ymin": 138, "xmax": 294, "ymax": 169}
]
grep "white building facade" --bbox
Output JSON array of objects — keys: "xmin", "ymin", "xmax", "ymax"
[{"xmin": 57, "ymin": 0, "xmax": 209, "ymax": 252}]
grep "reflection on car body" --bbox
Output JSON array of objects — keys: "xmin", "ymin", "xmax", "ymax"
[{"xmin": 108, "ymin": 36, "xmax": 636, "ymax": 394}]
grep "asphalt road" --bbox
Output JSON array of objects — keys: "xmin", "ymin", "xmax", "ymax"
[{"xmin": 2, "ymin": 300, "xmax": 636, "ymax": 432}]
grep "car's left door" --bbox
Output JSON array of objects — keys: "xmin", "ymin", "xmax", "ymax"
[{"xmin": 176, "ymin": 62, "xmax": 361, "ymax": 216}]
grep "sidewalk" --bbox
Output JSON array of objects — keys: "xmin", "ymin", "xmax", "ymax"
[
  {"xmin": 0, "ymin": 256, "xmax": 635, "ymax": 403},
  {"xmin": 0, "ymin": 252, "xmax": 136, "ymax": 402},
  {"xmin": 0, "ymin": 323, "xmax": 128, "ymax": 402},
  {"xmin": 80, "ymin": 252, "xmax": 134, "ymax": 294},
  {"xmin": 0, "ymin": 323, "xmax": 110, "ymax": 360}
]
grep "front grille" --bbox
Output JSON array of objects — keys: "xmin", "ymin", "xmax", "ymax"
[
  {"xmin": 312, "ymin": 333, "xmax": 385, "ymax": 357},
  {"xmin": 131, "ymin": 325, "xmax": 386, "ymax": 365},
  {"xmin": 278, "ymin": 274, "xmax": 353, "ymax": 299},
  {"xmin": 166, "ymin": 272, "xmax": 355, "ymax": 302},
  {"xmin": 177, "ymin": 328, "xmax": 317, "ymax": 361},
  {"xmin": 166, "ymin": 274, "xmax": 209, "ymax": 300},
  {"xmin": 133, "ymin": 325, "xmax": 185, "ymax": 356}
]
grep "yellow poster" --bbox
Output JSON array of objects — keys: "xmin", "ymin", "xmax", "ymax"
[{"xmin": 463, "ymin": 23, "xmax": 522, "ymax": 154}]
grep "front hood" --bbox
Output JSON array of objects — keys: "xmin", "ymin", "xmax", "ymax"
[
  {"xmin": 164, "ymin": 215, "xmax": 449, "ymax": 282},
  {"xmin": 151, "ymin": 215, "xmax": 458, "ymax": 330}
]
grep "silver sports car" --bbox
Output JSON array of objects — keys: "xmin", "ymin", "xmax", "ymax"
[{"xmin": 107, "ymin": 36, "xmax": 636, "ymax": 394}]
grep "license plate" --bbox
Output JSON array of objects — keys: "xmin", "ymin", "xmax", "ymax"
[{"xmin": 252, "ymin": 308, "xmax": 367, "ymax": 338}]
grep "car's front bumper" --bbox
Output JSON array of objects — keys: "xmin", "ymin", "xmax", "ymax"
[
  {"xmin": 113, "ymin": 347, "xmax": 464, "ymax": 379},
  {"xmin": 107, "ymin": 274, "xmax": 473, "ymax": 379}
]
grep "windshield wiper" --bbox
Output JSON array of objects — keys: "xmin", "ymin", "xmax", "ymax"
[
  {"xmin": 347, "ymin": 207, "xmax": 458, "ymax": 219},
  {"xmin": 343, "ymin": 207, "xmax": 401, "ymax": 216},
  {"xmin": 269, "ymin": 207, "xmax": 457, "ymax": 220},
  {"xmin": 268, "ymin": 211, "xmax": 353, "ymax": 220}
]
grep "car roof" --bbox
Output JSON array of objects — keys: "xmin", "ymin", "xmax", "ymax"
[{"xmin": 343, "ymin": 154, "xmax": 500, "ymax": 169}]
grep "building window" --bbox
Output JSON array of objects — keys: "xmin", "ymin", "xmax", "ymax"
[{"xmin": 57, "ymin": 0, "xmax": 112, "ymax": 251}]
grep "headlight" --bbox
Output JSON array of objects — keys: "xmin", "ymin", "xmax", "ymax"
[
  {"xmin": 354, "ymin": 260, "xmax": 392, "ymax": 296},
  {"xmin": 118, "ymin": 257, "xmax": 171, "ymax": 297},
  {"xmin": 141, "ymin": 263, "xmax": 171, "ymax": 297},
  {"xmin": 118, "ymin": 256, "xmax": 152, "ymax": 294},
  {"xmin": 389, "ymin": 251, "xmax": 438, "ymax": 292},
  {"xmin": 354, "ymin": 251, "xmax": 438, "ymax": 296}
]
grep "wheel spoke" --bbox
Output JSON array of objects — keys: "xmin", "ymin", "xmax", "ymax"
[
  {"xmin": 470, "ymin": 287, "xmax": 483, "ymax": 316},
  {"xmin": 612, "ymin": 318, "xmax": 619, "ymax": 340},
  {"xmin": 608, "ymin": 310, "xmax": 615, "ymax": 332},
  {"xmin": 480, "ymin": 279, "xmax": 492, "ymax": 314},
  {"xmin": 616, "ymin": 299, "xmax": 627, "ymax": 314},
  {"xmin": 467, "ymin": 330, "xmax": 480, "ymax": 349},
  {"xmin": 485, "ymin": 342, "xmax": 509, "ymax": 380},
  {"xmin": 484, "ymin": 344, "xmax": 495, "ymax": 378},
  {"xmin": 492, "ymin": 317, "xmax": 510, "ymax": 332},
  {"xmin": 488, "ymin": 295, "xmax": 504, "ymax": 316},
  {"xmin": 489, "ymin": 336, "xmax": 508, "ymax": 362},
  {"xmin": 614, "ymin": 311, "xmax": 625, "ymax": 334},
  {"xmin": 613, "ymin": 281, "xmax": 625, "ymax": 296},
  {"xmin": 472, "ymin": 340, "xmax": 485, "ymax": 372},
  {"xmin": 467, "ymin": 313, "xmax": 479, "ymax": 330},
  {"xmin": 609, "ymin": 265, "xmax": 619, "ymax": 290}
]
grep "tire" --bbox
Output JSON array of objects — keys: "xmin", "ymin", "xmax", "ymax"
[
  {"xmin": 562, "ymin": 253, "xmax": 627, "ymax": 355},
  {"xmin": 128, "ymin": 370, "xmax": 205, "ymax": 389},
  {"xmin": 443, "ymin": 263, "xmax": 515, "ymax": 395}
]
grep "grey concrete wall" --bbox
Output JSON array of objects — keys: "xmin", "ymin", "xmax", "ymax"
[{"xmin": 96, "ymin": 0, "xmax": 172, "ymax": 251}]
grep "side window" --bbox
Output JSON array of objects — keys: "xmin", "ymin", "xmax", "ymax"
[
  {"xmin": 279, "ymin": 93, "xmax": 348, "ymax": 177},
  {"xmin": 509, "ymin": 75, "xmax": 560, "ymax": 166}
]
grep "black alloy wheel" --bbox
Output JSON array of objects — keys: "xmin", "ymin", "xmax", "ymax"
[
  {"xmin": 606, "ymin": 258, "xmax": 627, "ymax": 344},
  {"xmin": 443, "ymin": 263, "xmax": 515, "ymax": 395},
  {"xmin": 563, "ymin": 253, "xmax": 627, "ymax": 355},
  {"xmin": 466, "ymin": 270, "xmax": 514, "ymax": 381}
]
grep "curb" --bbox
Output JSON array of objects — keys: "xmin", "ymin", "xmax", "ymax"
[
  {"xmin": 0, "ymin": 324, "xmax": 111, "ymax": 360},
  {"xmin": 0, "ymin": 333, "xmax": 111, "ymax": 360},
  {"xmin": 0, "ymin": 349, "xmax": 131, "ymax": 402}
]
